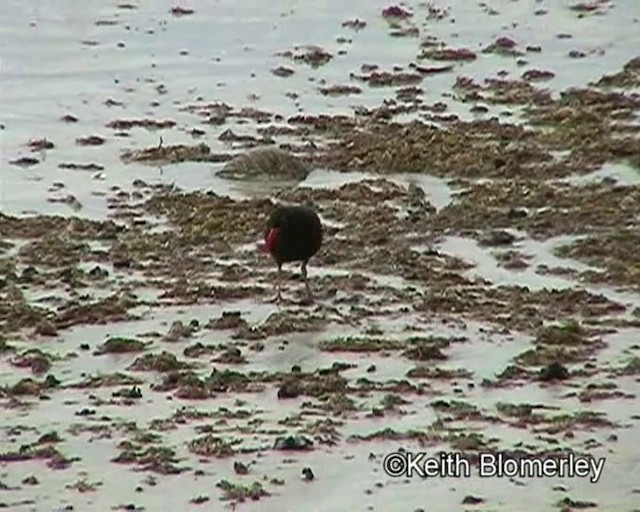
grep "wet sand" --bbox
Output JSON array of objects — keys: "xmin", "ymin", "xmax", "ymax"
[{"xmin": 2, "ymin": 1, "xmax": 640, "ymax": 511}]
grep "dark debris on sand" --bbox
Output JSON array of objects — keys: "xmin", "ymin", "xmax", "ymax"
[{"xmin": 2, "ymin": 31, "xmax": 639, "ymax": 512}]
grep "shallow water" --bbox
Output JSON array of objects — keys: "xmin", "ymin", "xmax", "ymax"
[
  {"xmin": 3, "ymin": 0, "xmax": 640, "ymax": 219},
  {"xmin": 2, "ymin": 1, "xmax": 640, "ymax": 511},
  {"xmin": 437, "ymin": 234, "xmax": 640, "ymax": 307}
]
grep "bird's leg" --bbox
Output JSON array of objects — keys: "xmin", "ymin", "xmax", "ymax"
[
  {"xmin": 276, "ymin": 264, "xmax": 283, "ymax": 303},
  {"xmin": 265, "ymin": 264, "xmax": 283, "ymax": 304},
  {"xmin": 301, "ymin": 261, "xmax": 314, "ymax": 304}
]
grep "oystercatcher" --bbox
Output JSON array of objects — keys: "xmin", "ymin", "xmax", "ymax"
[{"xmin": 259, "ymin": 204, "xmax": 323, "ymax": 303}]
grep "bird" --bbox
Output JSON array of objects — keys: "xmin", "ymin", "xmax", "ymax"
[{"xmin": 258, "ymin": 204, "xmax": 323, "ymax": 303}]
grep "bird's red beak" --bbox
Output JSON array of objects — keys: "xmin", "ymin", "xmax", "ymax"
[{"xmin": 258, "ymin": 228, "xmax": 280, "ymax": 253}]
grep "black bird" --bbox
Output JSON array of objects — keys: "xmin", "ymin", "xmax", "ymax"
[{"xmin": 259, "ymin": 204, "xmax": 323, "ymax": 303}]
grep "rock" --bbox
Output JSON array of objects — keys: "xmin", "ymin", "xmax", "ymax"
[
  {"xmin": 507, "ymin": 207, "xmax": 528, "ymax": 219},
  {"xmin": 95, "ymin": 337, "xmax": 147, "ymax": 354},
  {"xmin": 272, "ymin": 66, "xmax": 294, "ymax": 78},
  {"xmin": 214, "ymin": 347, "xmax": 246, "ymax": 364},
  {"xmin": 206, "ymin": 311, "xmax": 247, "ymax": 330},
  {"xmin": 382, "ymin": 5, "xmax": 413, "ymax": 18},
  {"xmin": 34, "ymin": 319, "xmax": 58, "ymax": 337},
  {"xmin": 482, "ymin": 36, "xmax": 523, "ymax": 57},
  {"xmin": 301, "ymin": 467, "xmax": 315, "ymax": 481},
  {"xmin": 539, "ymin": 362, "xmax": 569, "ymax": 382},
  {"xmin": 273, "ymin": 435, "xmax": 314, "ymax": 451},
  {"xmin": 10, "ymin": 156, "xmax": 40, "ymax": 167},
  {"xmin": 163, "ymin": 320, "xmax": 192, "ymax": 342},
  {"xmin": 19, "ymin": 266, "xmax": 39, "ymax": 282},
  {"xmin": 88, "ymin": 266, "xmax": 109, "ymax": 279},
  {"xmin": 219, "ymin": 147, "xmax": 310, "ymax": 181},
  {"xmin": 478, "ymin": 229, "xmax": 516, "ymax": 246},
  {"xmin": 402, "ymin": 343, "xmax": 447, "ymax": 361},
  {"xmin": 277, "ymin": 379, "xmax": 301, "ymax": 399},
  {"xmin": 233, "ymin": 461, "xmax": 249, "ymax": 475}
]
